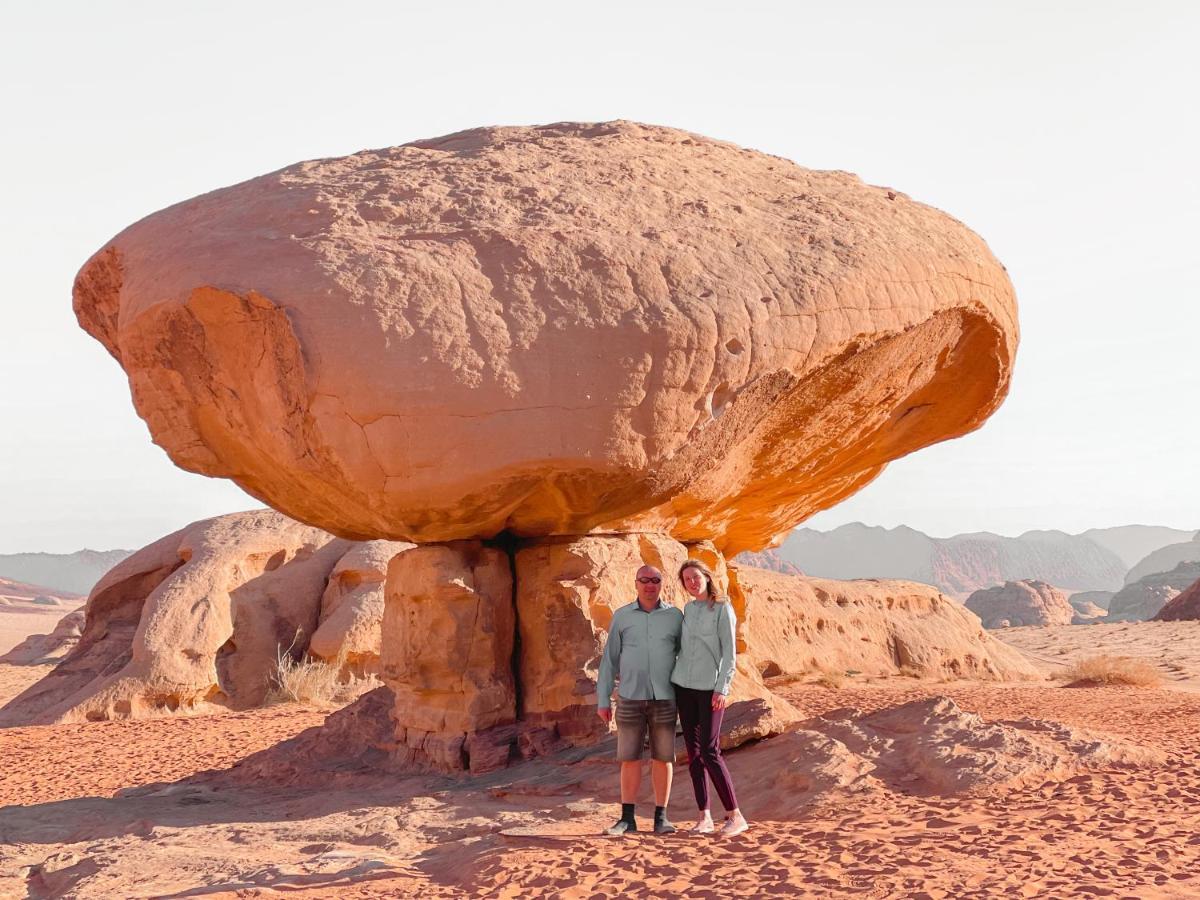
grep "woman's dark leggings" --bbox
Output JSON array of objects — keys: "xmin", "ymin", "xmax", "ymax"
[{"xmin": 674, "ymin": 685, "xmax": 739, "ymax": 812}]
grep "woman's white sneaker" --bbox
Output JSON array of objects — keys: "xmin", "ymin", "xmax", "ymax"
[
  {"xmin": 693, "ymin": 813, "xmax": 715, "ymax": 834},
  {"xmin": 720, "ymin": 812, "xmax": 749, "ymax": 837}
]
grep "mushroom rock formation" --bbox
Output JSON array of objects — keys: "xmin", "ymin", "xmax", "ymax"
[
  {"xmin": 740, "ymin": 568, "xmax": 1038, "ymax": 680},
  {"xmin": 964, "ymin": 580, "xmax": 1075, "ymax": 629},
  {"xmin": 1152, "ymin": 575, "xmax": 1200, "ymax": 622},
  {"xmin": 0, "ymin": 510, "xmax": 374, "ymax": 726},
  {"xmin": 73, "ymin": 121, "xmax": 1017, "ymax": 556},
  {"xmin": 1108, "ymin": 561, "xmax": 1200, "ymax": 622}
]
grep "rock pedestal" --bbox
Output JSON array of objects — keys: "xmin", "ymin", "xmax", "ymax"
[
  {"xmin": 380, "ymin": 532, "xmax": 782, "ymax": 772},
  {"xmin": 382, "ymin": 542, "xmax": 516, "ymax": 773}
]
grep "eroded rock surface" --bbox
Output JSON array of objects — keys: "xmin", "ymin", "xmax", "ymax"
[
  {"xmin": 74, "ymin": 121, "xmax": 1016, "ymax": 555},
  {"xmin": 310, "ymin": 539, "xmax": 413, "ymax": 674},
  {"xmin": 738, "ymin": 567, "xmax": 1038, "ymax": 681},
  {"xmin": 965, "ymin": 580, "xmax": 1076, "ymax": 629},
  {"xmin": 732, "ymin": 696, "xmax": 1164, "ymax": 817},
  {"xmin": 0, "ymin": 511, "xmax": 367, "ymax": 725}
]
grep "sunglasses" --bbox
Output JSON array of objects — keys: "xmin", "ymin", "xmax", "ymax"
[{"xmin": 636, "ymin": 576, "xmax": 662, "ymax": 585}]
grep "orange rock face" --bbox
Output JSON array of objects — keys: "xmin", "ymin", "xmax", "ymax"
[
  {"xmin": 73, "ymin": 121, "xmax": 1017, "ymax": 555},
  {"xmin": 382, "ymin": 541, "xmax": 516, "ymax": 773}
]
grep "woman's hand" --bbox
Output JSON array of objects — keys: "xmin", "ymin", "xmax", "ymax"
[{"xmin": 711, "ymin": 692, "xmax": 727, "ymax": 711}]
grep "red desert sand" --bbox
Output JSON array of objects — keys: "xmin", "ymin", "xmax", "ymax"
[{"xmin": 3, "ymin": 621, "xmax": 1199, "ymax": 899}]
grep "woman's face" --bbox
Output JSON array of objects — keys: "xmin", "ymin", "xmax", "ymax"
[{"xmin": 681, "ymin": 566, "xmax": 707, "ymax": 599}]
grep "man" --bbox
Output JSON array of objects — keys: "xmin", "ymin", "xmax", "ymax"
[{"xmin": 596, "ymin": 563, "xmax": 684, "ymax": 835}]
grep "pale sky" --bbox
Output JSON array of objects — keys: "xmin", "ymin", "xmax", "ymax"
[{"xmin": 2, "ymin": 2, "xmax": 1197, "ymax": 553}]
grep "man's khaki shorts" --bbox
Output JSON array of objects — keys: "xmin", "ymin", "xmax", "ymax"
[{"xmin": 615, "ymin": 697, "xmax": 677, "ymax": 762}]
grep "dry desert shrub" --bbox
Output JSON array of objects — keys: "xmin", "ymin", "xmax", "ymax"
[
  {"xmin": 269, "ymin": 643, "xmax": 379, "ymax": 707},
  {"xmin": 1059, "ymin": 654, "xmax": 1162, "ymax": 688}
]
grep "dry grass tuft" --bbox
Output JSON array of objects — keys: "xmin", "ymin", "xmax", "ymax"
[
  {"xmin": 812, "ymin": 670, "xmax": 847, "ymax": 690},
  {"xmin": 1058, "ymin": 654, "xmax": 1162, "ymax": 688},
  {"xmin": 269, "ymin": 642, "xmax": 380, "ymax": 707}
]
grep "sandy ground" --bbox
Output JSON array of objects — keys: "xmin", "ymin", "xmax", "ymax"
[
  {"xmin": 998, "ymin": 620, "xmax": 1200, "ymax": 690},
  {"xmin": 3, "ymin": 624, "xmax": 1200, "ymax": 898}
]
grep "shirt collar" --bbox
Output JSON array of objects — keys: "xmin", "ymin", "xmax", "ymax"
[{"xmin": 631, "ymin": 598, "xmax": 667, "ymax": 612}]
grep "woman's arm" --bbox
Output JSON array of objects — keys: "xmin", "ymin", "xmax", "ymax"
[{"xmin": 714, "ymin": 602, "xmax": 736, "ymax": 699}]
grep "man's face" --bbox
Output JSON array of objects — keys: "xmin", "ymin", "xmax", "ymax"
[{"xmin": 635, "ymin": 565, "xmax": 663, "ymax": 605}]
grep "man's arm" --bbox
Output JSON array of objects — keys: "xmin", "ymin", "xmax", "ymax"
[{"xmin": 595, "ymin": 611, "xmax": 623, "ymax": 719}]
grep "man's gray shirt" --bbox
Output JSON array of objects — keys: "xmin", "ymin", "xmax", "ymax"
[{"xmin": 596, "ymin": 599, "xmax": 684, "ymax": 709}]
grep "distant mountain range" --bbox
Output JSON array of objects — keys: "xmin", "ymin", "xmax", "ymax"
[
  {"xmin": 0, "ymin": 549, "xmax": 132, "ymax": 595},
  {"xmin": 749, "ymin": 523, "xmax": 1198, "ymax": 599}
]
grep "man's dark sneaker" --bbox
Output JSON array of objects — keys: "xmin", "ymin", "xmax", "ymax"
[
  {"xmin": 604, "ymin": 818, "xmax": 637, "ymax": 836},
  {"xmin": 653, "ymin": 817, "xmax": 677, "ymax": 834}
]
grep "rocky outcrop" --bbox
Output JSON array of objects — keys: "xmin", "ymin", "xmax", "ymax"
[
  {"xmin": 733, "ymin": 696, "xmax": 1163, "ymax": 816},
  {"xmin": 1108, "ymin": 562, "xmax": 1200, "ymax": 622},
  {"xmin": 0, "ymin": 511, "xmax": 395, "ymax": 726},
  {"xmin": 964, "ymin": 580, "xmax": 1075, "ymax": 629},
  {"xmin": 309, "ymin": 539, "xmax": 412, "ymax": 674},
  {"xmin": 1070, "ymin": 589, "xmax": 1114, "ymax": 612},
  {"xmin": 1153, "ymin": 576, "xmax": 1200, "ymax": 621},
  {"xmin": 733, "ymin": 549, "xmax": 804, "ymax": 575},
  {"xmin": 1125, "ymin": 536, "xmax": 1200, "ymax": 585},
  {"xmin": 737, "ymin": 567, "xmax": 1037, "ymax": 680},
  {"xmin": 773, "ymin": 524, "xmax": 1126, "ymax": 598},
  {"xmin": 0, "ymin": 550, "xmax": 130, "ymax": 595},
  {"xmin": 74, "ymin": 121, "xmax": 1016, "ymax": 556},
  {"xmin": 0, "ymin": 609, "xmax": 85, "ymax": 665}
]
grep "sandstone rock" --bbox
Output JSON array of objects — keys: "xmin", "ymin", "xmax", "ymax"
[
  {"xmin": 1070, "ymin": 589, "xmax": 1113, "ymax": 612},
  {"xmin": 0, "ymin": 510, "xmax": 353, "ymax": 725},
  {"xmin": 733, "ymin": 549, "xmax": 804, "ymax": 575},
  {"xmin": 0, "ymin": 609, "xmax": 85, "ymax": 665},
  {"xmin": 738, "ymin": 567, "xmax": 1038, "ymax": 680},
  {"xmin": 1068, "ymin": 596, "xmax": 1108, "ymax": 623},
  {"xmin": 1153, "ymin": 576, "xmax": 1200, "ymax": 621},
  {"xmin": 964, "ymin": 580, "xmax": 1075, "ymax": 629},
  {"xmin": 1108, "ymin": 561, "xmax": 1200, "ymax": 622},
  {"xmin": 382, "ymin": 541, "xmax": 517, "ymax": 774},
  {"xmin": 74, "ymin": 121, "xmax": 1016, "ymax": 555},
  {"xmin": 309, "ymin": 540, "xmax": 413, "ymax": 674}
]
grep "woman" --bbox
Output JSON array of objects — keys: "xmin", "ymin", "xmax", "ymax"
[{"xmin": 670, "ymin": 560, "xmax": 749, "ymax": 836}]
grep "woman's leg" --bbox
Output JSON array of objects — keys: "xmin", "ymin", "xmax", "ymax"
[
  {"xmin": 699, "ymin": 696, "xmax": 739, "ymax": 813},
  {"xmin": 675, "ymin": 687, "xmax": 709, "ymax": 811}
]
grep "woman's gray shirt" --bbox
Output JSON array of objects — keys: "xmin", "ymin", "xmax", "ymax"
[{"xmin": 670, "ymin": 599, "xmax": 736, "ymax": 695}]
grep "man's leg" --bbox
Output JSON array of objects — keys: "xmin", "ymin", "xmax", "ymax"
[
  {"xmin": 648, "ymin": 699, "xmax": 678, "ymax": 833},
  {"xmin": 650, "ymin": 758, "xmax": 673, "ymax": 806},
  {"xmin": 620, "ymin": 760, "xmax": 642, "ymax": 803}
]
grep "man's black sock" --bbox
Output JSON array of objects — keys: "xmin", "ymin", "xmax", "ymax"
[
  {"xmin": 621, "ymin": 802, "xmax": 635, "ymax": 823},
  {"xmin": 654, "ymin": 805, "xmax": 667, "ymax": 823}
]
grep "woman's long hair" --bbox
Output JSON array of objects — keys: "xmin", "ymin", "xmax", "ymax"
[{"xmin": 678, "ymin": 560, "xmax": 726, "ymax": 608}]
